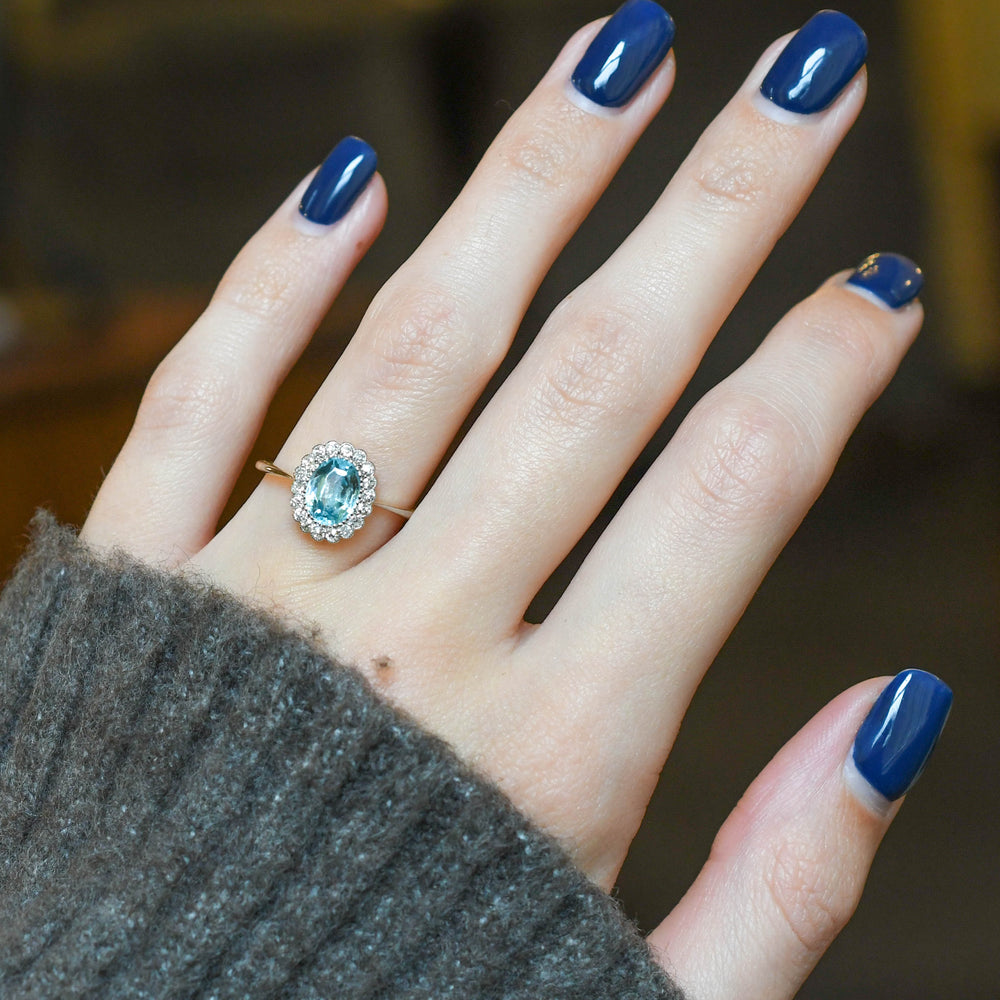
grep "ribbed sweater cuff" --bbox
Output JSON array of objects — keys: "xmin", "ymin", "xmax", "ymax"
[{"xmin": 0, "ymin": 514, "xmax": 681, "ymax": 999}]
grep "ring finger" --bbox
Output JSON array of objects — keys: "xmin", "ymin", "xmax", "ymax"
[{"xmin": 209, "ymin": 3, "xmax": 678, "ymax": 579}]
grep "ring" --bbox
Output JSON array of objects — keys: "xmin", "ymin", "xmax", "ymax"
[{"xmin": 256, "ymin": 441, "xmax": 412, "ymax": 544}]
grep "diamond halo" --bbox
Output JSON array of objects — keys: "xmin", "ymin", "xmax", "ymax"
[{"xmin": 290, "ymin": 441, "xmax": 377, "ymax": 543}]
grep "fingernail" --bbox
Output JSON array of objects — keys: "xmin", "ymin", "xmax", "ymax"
[
  {"xmin": 299, "ymin": 136, "xmax": 377, "ymax": 226},
  {"xmin": 846, "ymin": 252, "xmax": 924, "ymax": 309},
  {"xmin": 760, "ymin": 10, "xmax": 867, "ymax": 114},
  {"xmin": 571, "ymin": 0, "xmax": 675, "ymax": 109},
  {"xmin": 852, "ymin": 669, "xmax": 953, "ymax": 801}
]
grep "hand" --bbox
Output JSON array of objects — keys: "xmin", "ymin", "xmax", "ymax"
[{"xmin": 81, "ymin": 7, "xmax": 948, "ymax": 998}]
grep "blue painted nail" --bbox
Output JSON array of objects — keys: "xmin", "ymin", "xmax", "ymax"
[
  {"xmin": 760, "ymin": 10, "xmax": 868, "ymax": 114},
  {"xmin": 846, "ymin": 252, "xmax": 924, "ymax": 309},
  {"xmin": 572, "ymin": 0, "xmax": 675, "ymax": 108},
  {"xmin": 299, "ymin": 136, "xmax": 377, "ymax": 226},
  {"xmin": 853, "ymin": 670, "xmax": 953, "ymax": 801}
]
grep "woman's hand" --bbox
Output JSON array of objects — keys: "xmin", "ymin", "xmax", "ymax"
[{"xmin": 80, "ymin": 6, "xmax": 949, "ymax": 998}]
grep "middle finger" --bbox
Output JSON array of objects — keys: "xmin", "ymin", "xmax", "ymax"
[{"xmin": 388, "ymin": 12, "xmax": 869, "ymax": 627}]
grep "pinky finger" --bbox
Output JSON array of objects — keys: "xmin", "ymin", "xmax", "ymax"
[{"xmin": 649, "ymin": 670, "xmax": 952, "ymax": 1000}]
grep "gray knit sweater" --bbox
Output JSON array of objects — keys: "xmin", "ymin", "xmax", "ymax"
[{"xmin": 0, "ymin": 514, "xmax": 682, "ymax": 999}]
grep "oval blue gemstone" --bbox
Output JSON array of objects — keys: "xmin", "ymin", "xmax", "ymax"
[{"xmin": 306, "ymin": 457, "xmax": 360, "ymax": 527}]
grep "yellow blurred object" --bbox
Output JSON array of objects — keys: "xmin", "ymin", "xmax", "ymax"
[{"xmin": 901, "ymin": 0, "xmax": 1000, "ymax": 381}]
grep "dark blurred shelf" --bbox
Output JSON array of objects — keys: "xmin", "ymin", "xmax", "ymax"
[{"xmin": 0, "ymin": 282, "xmax": 373, "ymax": 405}]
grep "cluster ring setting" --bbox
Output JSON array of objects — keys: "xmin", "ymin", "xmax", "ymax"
[{"xmin": 255, "ymin": 441, "xmax": 411, "ymax": 544}]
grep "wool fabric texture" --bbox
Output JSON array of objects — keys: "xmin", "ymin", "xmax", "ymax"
[{"xmin": 0, "ymin": 514, "xmax": 683, "ymax": 999}]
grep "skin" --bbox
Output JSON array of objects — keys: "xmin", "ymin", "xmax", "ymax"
[{"xmin": 82, "ymin": 16, "xmax": 921, "ymax": 1000}]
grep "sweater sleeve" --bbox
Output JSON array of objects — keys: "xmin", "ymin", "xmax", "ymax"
[{"xmin": 0, "ymin": 514, "xmax": 684, "ymax": 1000}]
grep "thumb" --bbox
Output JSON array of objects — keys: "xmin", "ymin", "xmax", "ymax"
[{"xmin": 648, "ymin": 670, "xmax": 952, "ymax": 1000}]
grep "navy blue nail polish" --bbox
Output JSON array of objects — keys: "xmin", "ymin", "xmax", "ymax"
[
  {"xmin": 760, "ymin": 10, "xmax": 868, "ymax": 114},
  {"xmin": 299, "ymin": 136, "xmax": 377, "ymax": 226},
  {"xmin": 853, "ymin": 669, "xmax": 953, "ymax": 801},
  {"xmin": 846, "ymin": 252, "xmax": 924, "ymax": 309},
  {"xmin": 572, "ymin": 0, "xmax": 675, "ymax": 108}
]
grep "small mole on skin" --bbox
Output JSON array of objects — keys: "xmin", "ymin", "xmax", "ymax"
[{"xmin": 371, "ymin": 656, "xmax": 394, "ymax": 684}]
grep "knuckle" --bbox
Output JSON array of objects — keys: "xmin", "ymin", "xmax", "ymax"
[
  {"xmin": 535, "ymin": 307, "xmax": 646, "ymax": 433},
  {"xmin": 681, "ymin": 391, "xmax": 815, "ymax": 524},
  {"xmin": 799, "ymin": 302, "xmax": 883, "ymax": 390},
  {"xmin": 138, "ymin": 353, "xmax": 238, "ymax": 440},
  {"xmin": 764, "ymin": 838, "xmax": 859, "ymax": 957},
  {"xmin": 364, "ymin": 284, "xmax": 469, "ymax": 397},
  {"xmin": 688, "ymin": 138, "xmax": 778, "ymax": 216},
  {"xmin": 496, "ymin": 105, "xmax": 587, "ymax": 195},
  {"xmin": 213, "ymin": 248, "xmax": 300, "ymax": 325}
]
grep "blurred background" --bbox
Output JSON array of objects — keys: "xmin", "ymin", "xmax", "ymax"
[{"xmin": 0, "ymin": 0, "xmax": 996, "ymax": 995}]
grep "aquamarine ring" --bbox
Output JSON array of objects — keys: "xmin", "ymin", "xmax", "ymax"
[{"xmin": 256, "ymin": 442, "xmax": 412, "ymax": 544}]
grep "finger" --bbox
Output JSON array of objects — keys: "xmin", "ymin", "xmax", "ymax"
[
  {"xmin": 397, "ymin": 12, "xmax": 870, "ymax": 620},
  {"xmin": 520, "ymin": 257, "xmax": 923, "ymax": 850},
  {"xmin": 219, "ymin": 4, "xmax": 677, "ymax": 572},
  {"xmin": 649, "ymin": 672, "xmax": 952, "ymax": 1000},
  {"xmin": 82, "ymin": 139, "xmax": 386, "ymax": 564}
]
